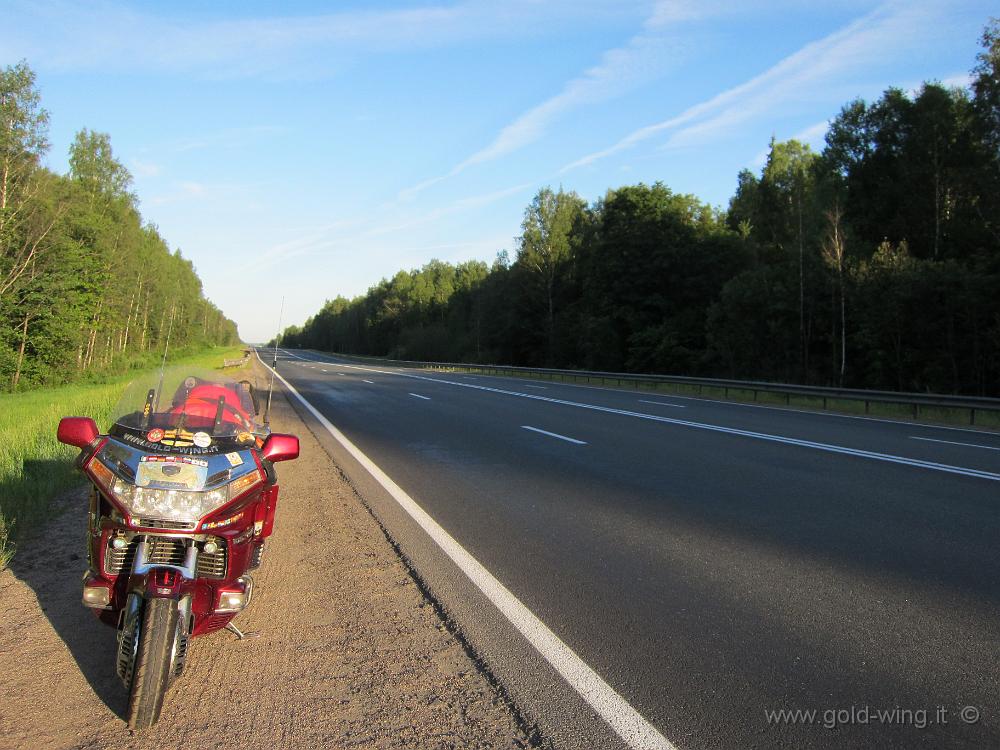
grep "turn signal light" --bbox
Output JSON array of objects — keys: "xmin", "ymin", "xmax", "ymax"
[
  {"xmin": 216, "ymin": 589, "xmax": 247, "ymax": 613},
  {"xmin": 82, "ymin": 578, "xmax": 111, "ymax": 609}
]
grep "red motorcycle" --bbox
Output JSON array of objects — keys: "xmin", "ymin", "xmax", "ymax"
[{"xmin": 57, "ymin": 366, "xmax": 298, "ymax": 729}]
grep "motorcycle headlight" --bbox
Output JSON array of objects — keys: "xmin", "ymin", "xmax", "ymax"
[{"xmin": 90, "ymin": 460, "xmax": 262, "ymax": 524}]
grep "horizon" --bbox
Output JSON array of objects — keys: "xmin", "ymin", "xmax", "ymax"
[{"xmin": 3, "ymin": 0, "xmax": 994, "ymax": 341}]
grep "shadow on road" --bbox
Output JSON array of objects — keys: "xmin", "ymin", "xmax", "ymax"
[{"xmin": 7, "ymin": 483, "xmax": 127, "ymax": 720}]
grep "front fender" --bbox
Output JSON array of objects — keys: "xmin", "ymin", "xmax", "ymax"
[{"xmin": 134, "ymin": 568, "xmax": 186, "ymax": 599}]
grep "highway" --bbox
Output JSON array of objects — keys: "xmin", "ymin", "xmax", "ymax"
[{"xmin": 265, "ymin": 348, "xmax": 999, "ymax": 750}]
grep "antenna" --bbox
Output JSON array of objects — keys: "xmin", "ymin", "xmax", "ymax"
[
  {"xmin": 152, "ymin": 303, "xmax": 176, "ymax": 413},
  {"xmin": 264, "ymin": 296, "xmax": 284, "ymax": 425}
]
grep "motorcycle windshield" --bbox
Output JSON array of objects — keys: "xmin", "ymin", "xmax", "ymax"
[{"xmin": 108, "ymin": 366, "xmax": 266, "ymax": 452}]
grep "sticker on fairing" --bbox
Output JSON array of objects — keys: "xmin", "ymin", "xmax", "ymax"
[
  {"xmin": 225, "ymin": 451, "xmax": 244, "ymax": 467},
  {"xmin": 160, "ymin": 428, "xmax": 195, "ymax": 447},
  {"xmin": 136, "ymin": 455, "xmax": 208, "ymax": 489},
  {"xmin": 193, "ymin": 431, "xmax": 212, "ymax": 448}
]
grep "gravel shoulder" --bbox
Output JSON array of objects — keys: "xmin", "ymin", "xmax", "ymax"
[{"xmin": 0, "ymin": 379, "xmax": 535, "ymax": 750}]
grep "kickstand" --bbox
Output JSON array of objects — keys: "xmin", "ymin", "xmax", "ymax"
[{"xmin": 225, "ymin": 622, "xmax": 260, "ymax": 640}]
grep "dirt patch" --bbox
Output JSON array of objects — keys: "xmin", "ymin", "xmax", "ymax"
[{"xmin": 0, "ymin": 383, "xmax": 536, "ymax": 750}]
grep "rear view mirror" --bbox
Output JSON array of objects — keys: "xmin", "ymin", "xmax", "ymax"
[
  {"xmin": 57, "ymin": 417, "xmax": 100, "ymax": 448},
  {"xmin": 261, "ymin": 433, "xmax": 299, "ymax": 463}
]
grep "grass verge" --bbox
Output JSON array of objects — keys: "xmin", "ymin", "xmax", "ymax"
[{"xmin": 0, "ymin": 345, "xmax": 248, "ymax": 568}]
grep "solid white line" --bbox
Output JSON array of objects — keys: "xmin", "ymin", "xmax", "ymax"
[
  {"xmin": 910, "ymin": 436, "xmax": 1000, "ymax": 452},
  {"xmin": 639, "ymin": 400, "xmax": 686, "ymax": 409},
  {"xmin": 522, "ymin": 425, "xmax": 587, "ymax": 445},
  {"xmin": 523, "ymin": 384, "xmax": 548, "ymax": 390},
  {"xmin": 277, "ymin": 350, "xmax": 1000, "ymax": 480},
  {"xmin": 388, "ymin": 358, "xmax": 998, "ymax": 436},
  {"xmin": 409, "ymin": 392, "xmax": 431, "ymax": 400},
  {"xmin": 306, "ymin": 357, "xmax": 1000, "ymax": 482},
  {"xmin": 259, "ymin": 356, "xmax": 676, "ymax": 750}
]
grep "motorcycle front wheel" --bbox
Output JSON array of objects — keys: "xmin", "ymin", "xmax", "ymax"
[{"xmin": 126, "ymin": 597, "xmax": 179, "ymax": 729}]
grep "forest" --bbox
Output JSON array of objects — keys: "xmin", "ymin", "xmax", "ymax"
[
  {"xmin": 278, "ymin": 22, "xmax": 1000, "ymax": 397},
  {"xmin": 0, "ymin": 63, "xmax": 239, "ymax": 392}
]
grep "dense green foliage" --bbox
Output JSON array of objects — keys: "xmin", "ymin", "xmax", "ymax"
[
  {"xmin": 282, "ymin": 22, "xmax": 1000, "ymax": 396},
  {"xmin": 0, "ymin": 62, "xmax": 239, "ymax": 392},
  {"xmin": 0, "ymin": 345, "xmax": 246, "ymax": 567}
]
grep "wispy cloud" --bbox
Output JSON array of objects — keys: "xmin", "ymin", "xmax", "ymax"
[
  {"xmin": 794, "ymin": 120, "xmax": 831, "ymax": 144},
  {"xmin": 457, "ymin": 36, "xmax": 681, "ymax": 167},
  {"xmin": 2, "ymin": 0, "xmax": 647, "ymax": 77},
  {"xmin": 398, "ymin": 3, "xmax": 699, "ymax": 200},
  {"xmin": 168, "ymin": 126, "xmax": 286, "ymax": 154},
  {"xmin": 148, "ymin": 179, "xmax": 257, "ymax": 206},
  {"xmin": 372, "ymin": 182, "xmax": 533, "ymax": 236},
  {"xmin": 130, "ymin": 158, "xmax": 161, "ymax": 177},
  {"xmin": 561, "ymin": 2, "xmax": 944, "ymax": 171},
  {"xmin": 940, "ymin": 72, "xmax": 972, "ymax": 89},
  {"xmin": 246, "ymin": 181, "xmax": 531, "ymax": 273},
  {"xmin": 242, "ymin": 219, "xmax": 368, "ymax": 273},
  {"xmin": 750, "ymin": 120, "xmax": 831, "ymax": 168}
]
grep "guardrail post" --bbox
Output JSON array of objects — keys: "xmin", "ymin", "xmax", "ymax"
[{"xmin": 970, "ymin": 408, "xmax": 976, "ymax": 426}]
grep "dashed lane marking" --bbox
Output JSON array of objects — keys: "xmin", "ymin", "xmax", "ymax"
[{"xmin": 522, "ymin": 426, "xmax": 587, "ymax": 445}]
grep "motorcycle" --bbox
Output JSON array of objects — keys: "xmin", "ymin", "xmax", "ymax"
[{"xmin": 57, "ymin": 365, "xmax": 299, "ymax": 729}]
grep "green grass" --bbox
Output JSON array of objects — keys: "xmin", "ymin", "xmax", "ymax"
[{"xmin": 0, "ymin": 345, "xmax": 247, "ymax": 568}]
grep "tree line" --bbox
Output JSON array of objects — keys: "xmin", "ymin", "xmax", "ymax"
[
  {"xmin": 0, "ymin": 62, "xmax": 239, "ymax": 392},
  {"xmin": 280, "ymin": 21, "xmax": 1000, "ymax": 396}
]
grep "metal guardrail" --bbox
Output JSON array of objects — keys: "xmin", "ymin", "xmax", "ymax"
[
  {"xmin": 223, "ymin": 355, "xmax": 250, "ymax": 368},
  {"xmin": 312, "ymin": 350, "xmax": 1000, "ymax": 426}
]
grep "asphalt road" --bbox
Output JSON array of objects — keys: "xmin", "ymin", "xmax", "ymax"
[{"xmin": 267, "ymin": 348, "xmax": 999, "ymax": 750}]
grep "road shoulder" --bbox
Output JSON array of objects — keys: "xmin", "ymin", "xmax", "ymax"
[{"xmin": 0, "ymin": 375, "xmax": 536, "ymax": 750}]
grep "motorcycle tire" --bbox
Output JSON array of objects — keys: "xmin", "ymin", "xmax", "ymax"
[{"xmin": 126, "ymin": 597, "xmax": 179, "ymax": 729}]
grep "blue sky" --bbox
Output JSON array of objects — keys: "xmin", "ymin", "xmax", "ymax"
[{"xmin": 2, "ymin": 1, "xmax": 994, "ymax": 341}]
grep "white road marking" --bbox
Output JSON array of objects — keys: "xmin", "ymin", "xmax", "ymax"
[
  {"xmin": 522, "ymin": 425, "xmax": 587, "ymax": 445},
  {"xmin": 321, "ymin": 369, "xmax": 328, "ymax": 372},
  {"xmin": 409, "ymin": 393, "xmax": 431, "ymax": 400},
  {"xmin": 297, "ymin": 356, "xmax": 1000, "ymax": 483},
  {"xmin": 523, "ymin": 384, "xmax": 548, "ymax": 390},
  {"xmin": 910, "ymin": 436, "xmax": 1000, "ymax": 452},
  {"xmin": 275, "ymin": 350, "xmax": 1000, "ymax": 480},
  {"xmin": 362, "ymin": 379, "xmax": 374, "ymax": 384},
  {"xmin": 639, "ymin": 400, "xmax": 686, "ymax": 409},
  {"xmin": 260, "ymin": 355, "xmax": 676, "ymax": 750},
  {"xmin": 373, "ymin": 355, "xmax": 997, "ymax": 437}
]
